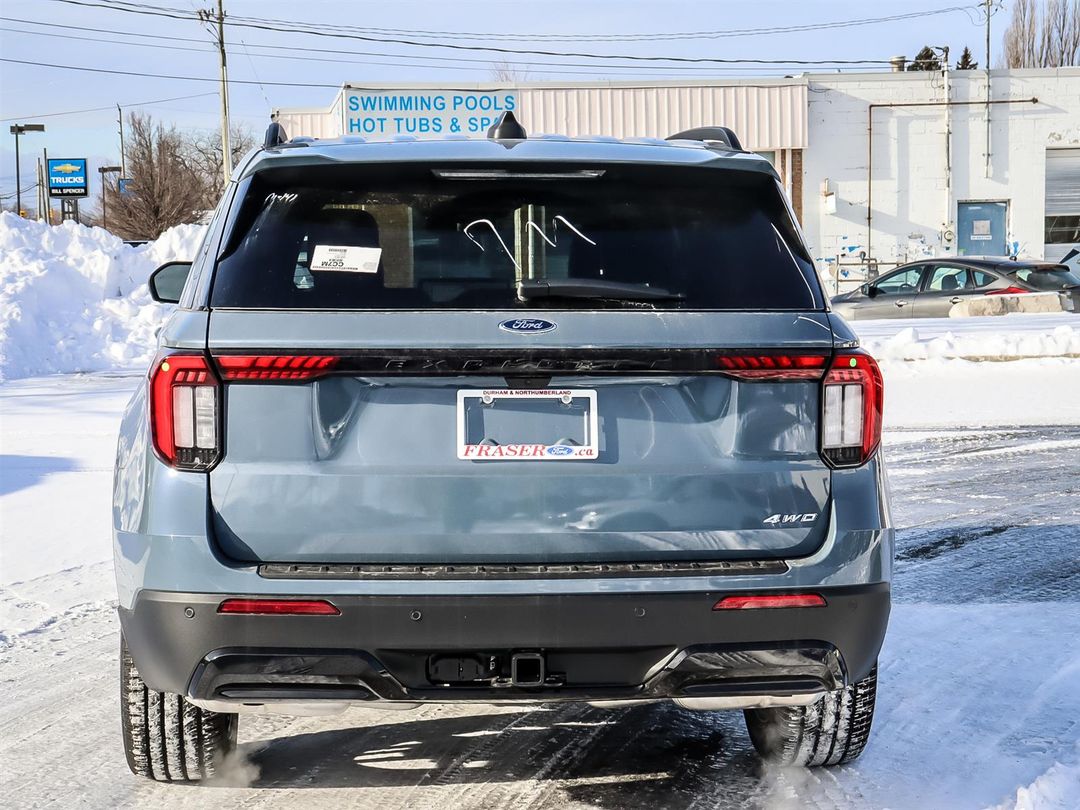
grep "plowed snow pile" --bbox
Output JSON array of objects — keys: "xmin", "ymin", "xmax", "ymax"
[{"xmin": 0, "ymin": 212, "xmax": 204, "ymax": 381}]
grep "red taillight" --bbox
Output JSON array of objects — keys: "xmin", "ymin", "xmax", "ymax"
[
  {"xmin": 215, "ymin": 355, "xmax": 340, "ymax": 381},
  {"xmin": 821, "ymin": 351, "xmax": 883, "ymax": 468},
  {"xmin": 715, "ymin": 354, "xmax": 828, "ymax": 381},
  {"xmin": 150, "ymin": 353, "xmax": 220, "ymax": 470},
  {"xmin": 713, "ymin": 593, "xmax": 827, "ymax": 610},
  {"xmin": 985, "ymin": 286, "xmax": 1030, "ymax": 295},
  {"xmin": 217, "ymin": 598, "xmax": 341, "ymax": 616}
]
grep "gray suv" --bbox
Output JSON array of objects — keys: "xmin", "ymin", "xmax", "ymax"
[{"xmin": 114, "ymin": 116, "xmax": 892, "ymax": 781}]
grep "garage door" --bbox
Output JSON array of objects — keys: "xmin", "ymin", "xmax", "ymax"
[{"xmin": 1045, "ymin": 148, "xmax": 1080, "ymax": 262}]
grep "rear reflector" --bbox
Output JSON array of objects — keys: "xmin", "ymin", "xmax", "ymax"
[
  {"xmin": 217, "ymin": 598, "xmax": 341, "ymax": 616},
  {"xmin": 715, "ymin": 354, "xmax": 828, "ymax": 381},
  {"xmin": 713, "ymin": 593, "xmax": 827, "ymax": 610},
  {"xmin": 985, "ymin": 286, "xmax": 1029, "ymax": 296},
  {"xmin": 215, "ymin": 355, "xmax": 340, "ymax": 381}
]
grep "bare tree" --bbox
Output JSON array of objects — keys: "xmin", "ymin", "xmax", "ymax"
[
  {"xmin": 181, "ymin": 124, "xmax": 256, "ymax": 209},
  {"xmin": 1003, "ymin": 0, "xmax": 1080, "ymax": 67},
  {"xmin": 102, "ymin": 114, "xmax": 204, "ymax": 240},
  {"xmin": 489, "ymin": 60, "xmax": 530, "ymax": 82}
]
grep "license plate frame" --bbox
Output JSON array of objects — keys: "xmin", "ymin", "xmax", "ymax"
[{"xmin": 456, "ymin": 388, "xmax": 599, "ymax": 461}]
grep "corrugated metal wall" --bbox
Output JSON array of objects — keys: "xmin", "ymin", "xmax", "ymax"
[
  {"xmin": 276, "ymin": 108, "xmax": 343, "ymax": 141},
  {"xmin": 275, "ymin": 82, "xmax": 808, "ymax": 150},
  {"xmin": 518, "ymin": 83, "xmax": 807, "ymax": 149}
]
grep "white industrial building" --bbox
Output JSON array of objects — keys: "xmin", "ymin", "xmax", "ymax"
[{"xmin": 274, "ymin": 67, "xmax": 1080, "ymax": 279}]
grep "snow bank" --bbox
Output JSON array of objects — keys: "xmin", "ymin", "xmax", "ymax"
[
  {"xmin": 880, "ymin": 357, "xmax": 1080, "ymax": 429},
  {"xmin": 0, "ymin": 212, "xmax": 204, "ymax": 381},
  {"xmin": 990, "ymin": 750, "xmax": 1080, "ymax": 810},
  {"xmin": 853, "ymin": 314, "xmax": 1080, "ymax": 361}
]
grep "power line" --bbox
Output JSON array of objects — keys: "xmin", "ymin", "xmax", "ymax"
[
  {"xmin": 0, "ymin": 91, "xmax": 218, "ymax": 123},
  {"xmin": 41, "ymin": 0, "xmax": 895, "ymax": 65},
  {"xmin": 0, "ymin": 23, "xmax": 874, "ymax": 77},
  {"xmin": 51, "ymin": 0, "xmax": 978, "ymax": 43},
  {"xmin": 0, "ymin": 57, "xmax": 837, "ymax": 96},
  {"xmin": 0, "ymin": 56, "xmax": 342, "ymax": 87}
]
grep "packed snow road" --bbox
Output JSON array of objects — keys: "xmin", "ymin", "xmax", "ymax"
[{"xmin": 1, "ymin": 373, "xmax": 1078, "ymax": 810}]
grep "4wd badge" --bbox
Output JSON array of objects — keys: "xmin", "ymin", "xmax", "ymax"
[{"xmin": 763, "ymin": 513, "xmax": 818, "ymax": 525}]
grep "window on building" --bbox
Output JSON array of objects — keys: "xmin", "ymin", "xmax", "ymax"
[{"xmin": 1045, "ymin": 149, "xmax": 1080, "ymax": 250}]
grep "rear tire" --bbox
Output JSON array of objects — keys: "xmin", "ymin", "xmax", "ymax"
[
  {"xmin": 744, "ymin": 664, "xmax": 877, "ymax": 767},
  {"xmin": 120, "ymin": 635, "xmax": 238, "ymax": 781}
]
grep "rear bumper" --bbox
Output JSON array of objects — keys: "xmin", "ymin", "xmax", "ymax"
[{"xmin": 119, "ymin": 584, "xmax": 889, "ymax": 703}]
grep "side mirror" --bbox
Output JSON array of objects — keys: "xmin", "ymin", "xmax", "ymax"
[
  {"xmin": 148, "ymin": 261, "xmax": 192, "ymax": 304},
  {"xmin": 866, "ymin": 285, "xmax": 880, "ymax": 299}
]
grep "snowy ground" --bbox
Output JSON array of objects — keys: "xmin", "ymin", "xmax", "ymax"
[
  {"xmin": 2, "ymin": 215, "xmax": 1079, "ymax": 806},
  {"xmin": 2, "ymin": 372, "xmax": 1078, "ymax": 809}
]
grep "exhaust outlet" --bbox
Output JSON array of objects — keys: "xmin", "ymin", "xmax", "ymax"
[{"xmin": 510, "ymin": 652, "xmax": 545, "ymax": 687}]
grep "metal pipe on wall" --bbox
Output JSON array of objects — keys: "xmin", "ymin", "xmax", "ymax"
[{"xmin": 866, "ymin": 97, "xmax": 1038, "ymax": 265}]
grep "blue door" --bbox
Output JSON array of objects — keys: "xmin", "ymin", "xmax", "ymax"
[{"xmin": 957, "ymin": 201, "xmax": 1008, "ymax": 257}]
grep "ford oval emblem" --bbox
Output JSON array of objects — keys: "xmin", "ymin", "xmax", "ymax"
[
  {"xmin": 544, "ymin": 444, "xmax": 575, "ymax": 456},
  {"xmin": 499, "ymin": 318, "xmax": 557, "ymax": 335}
]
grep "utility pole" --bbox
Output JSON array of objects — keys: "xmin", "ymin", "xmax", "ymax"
[
  {"xmin": 985, "ymin": 0, "xmax": 992, "ymax": 177},
  {"xmin": 117, "ymin": 104, "xmax": 127, "ymax": 177},
  {"xmin": 98, "ymin": 165, "xmax": 121, "ymax": 231},
  {"xmin": 200, "ymin": 1, "xmax": 233, "ymax": 185}
]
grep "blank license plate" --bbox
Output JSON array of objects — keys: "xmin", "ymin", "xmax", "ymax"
[{"xmin": 456, "ymin": 389, "xmax": 599, "ymax": 461}]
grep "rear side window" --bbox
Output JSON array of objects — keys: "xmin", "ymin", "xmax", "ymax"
[
  {"xmin": 925, "ymin": 265, "xmax": 970, "ymax": 291},
  {"xmin": 210, "ymin": 162, "xmax": 822, "ymax": 310}
]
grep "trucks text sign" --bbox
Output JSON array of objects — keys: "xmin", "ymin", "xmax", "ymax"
[
  {"xmin": 47, "ymin": 158, "xmax": 88, "ymax": 198},
  {"xmin": 344, "ymin": 90, "xmax": 519, "ymax": 138}
]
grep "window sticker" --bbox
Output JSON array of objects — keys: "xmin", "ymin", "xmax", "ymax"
[{"xmin": 310, "ymin": 244, "xmax": 381, "ymax": 273}]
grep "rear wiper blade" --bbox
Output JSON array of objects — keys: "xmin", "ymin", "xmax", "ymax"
[{"xmin": 517, "ymin": 278, "xmax": 685, "ymax": 302}]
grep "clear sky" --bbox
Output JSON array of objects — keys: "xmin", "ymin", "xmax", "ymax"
[{"xmin": 1, "ymin": 0, "xmax": 1014, "ymax": 198}]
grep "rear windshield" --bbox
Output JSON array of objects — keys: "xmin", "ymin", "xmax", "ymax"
[
  {"xmin": 210, "ymin": 162, "xmax": 822, "ymax": 310},
  {"xmin": 1008, "ymin": 265, "xmax": 1080, "ymax": 291}
]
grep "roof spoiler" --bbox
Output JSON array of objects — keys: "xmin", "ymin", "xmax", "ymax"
[{"xmin": 666, "ymin": 126, "xmax": 745, "ymax": 152}]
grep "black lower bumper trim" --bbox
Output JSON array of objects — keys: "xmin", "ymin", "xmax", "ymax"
[
  {"xmin": 119, "ymin": 584, "xmax": 889, "ymax": 699},
  {"xmin": 188, "ymin": 644, "xmax": 845, "ymax": 703}
]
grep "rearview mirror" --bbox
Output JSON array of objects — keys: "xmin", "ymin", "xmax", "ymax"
[{"xmin": 148, "ymin": 261, "xmax": 192, "ymax": 304}]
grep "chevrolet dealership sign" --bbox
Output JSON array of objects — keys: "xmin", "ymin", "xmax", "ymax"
[{"xmin": 47, "ymin": 158, "xmax": 88, "ymax": 198}]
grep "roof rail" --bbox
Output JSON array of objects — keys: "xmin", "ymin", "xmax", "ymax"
[
  {"xmin": 666, "ymin": 126, "xmax": 745, "ymax": 152},
  {"xmin": 263, "ymin": 121, "xmax": 288, "ymax": 149}
]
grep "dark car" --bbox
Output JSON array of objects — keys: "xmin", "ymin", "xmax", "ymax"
[{"xmin": 831, "ymin": 257, "xmax": 1080, "ymax": 320}]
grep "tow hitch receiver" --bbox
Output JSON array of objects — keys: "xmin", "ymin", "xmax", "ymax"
[
  {"xmin": 426, "ymin": 651, "xmax": 549, "ymax": 687},
  {"xmin": 511, "ymin": 652, "xmax": 546, "ymax": 687}
]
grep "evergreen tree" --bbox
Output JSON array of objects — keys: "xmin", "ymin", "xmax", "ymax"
[
  {"xmin": 956, "ymin": 46, "xmax": 979, "ymax": 69},
  {"xmin": 907, "ymin": 46, "xmax": 942, "ymax": 71}
]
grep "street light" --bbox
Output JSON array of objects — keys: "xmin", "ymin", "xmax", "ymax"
[
  {"xmin": 9, "ymin": 123, "xmax": 45, "ymax": 217},
  {"xmin": 98, "ymin": 165, "xmax": 122, "ymax": 231}
]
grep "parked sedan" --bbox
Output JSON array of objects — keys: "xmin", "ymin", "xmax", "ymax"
[{"xmin": 830, "ymin": 257, "xmax": 1080, "ymax": 320}]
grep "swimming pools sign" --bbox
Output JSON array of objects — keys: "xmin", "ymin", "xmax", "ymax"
[{"xmin": 343, "ymin": 90, "xmax": 519, "ymax": 138}]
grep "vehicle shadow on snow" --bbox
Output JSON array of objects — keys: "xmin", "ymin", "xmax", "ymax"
[
  {"xmin": 0, "ymin": 454, "xmax": 79, "ymax": 496},
  {"xmin": 236, "ymin": 702, "xmax": 769, "ymax": 806}
]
